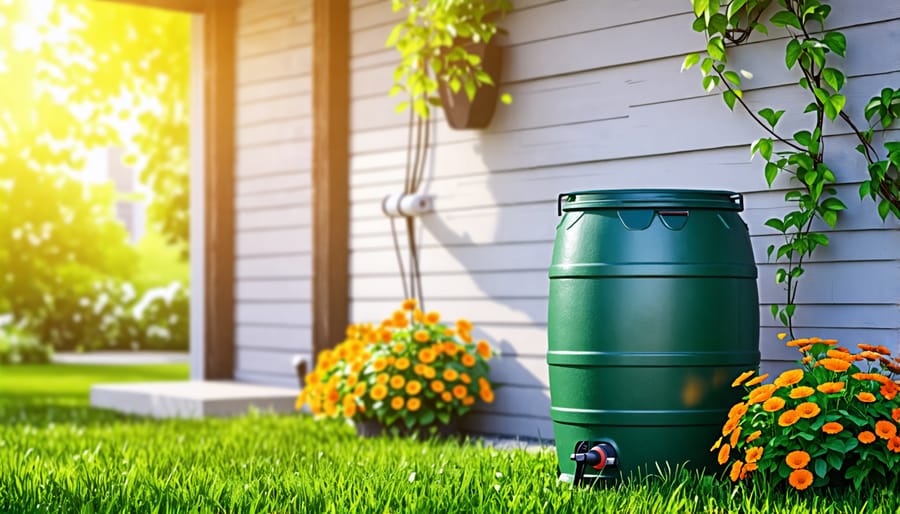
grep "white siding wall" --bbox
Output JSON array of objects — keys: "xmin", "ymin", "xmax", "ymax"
[
  {"xmin": 233, "ymin": 0, "xmax": 313, "ymax": 387},
  {"xmin": 348, "ymin": 0, "xmax": 900, "ymax": 438}
]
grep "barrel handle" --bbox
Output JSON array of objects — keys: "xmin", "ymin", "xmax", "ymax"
[
  {"xmin": 730, "ymin": 193, "xmax": 744, "ymax": 211},
  {"xmin": 558, "ymin": 193, "xmax": 569, "ymax": 216}
]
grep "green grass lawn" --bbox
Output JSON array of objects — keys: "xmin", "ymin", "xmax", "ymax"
[{"xmin": 1, "ymin": 364, "xmax": 899, "ymax": 513}]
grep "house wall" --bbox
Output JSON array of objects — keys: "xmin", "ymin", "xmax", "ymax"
[
  {"xmin": 232, "ymin": 0, "xmax": 314, "ymax": 387},
  {"xmin": 346, "ymin": 0, "xmax": 900, "ymax": 438}
]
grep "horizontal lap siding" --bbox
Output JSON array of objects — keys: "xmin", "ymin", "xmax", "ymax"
[
  {"xmin": 347, "ymin": 0, "xmax": 900, "ymax": 439},
  {"xmin": 234, "ymin": 0, "xmax": 313, "ymax": 387}
]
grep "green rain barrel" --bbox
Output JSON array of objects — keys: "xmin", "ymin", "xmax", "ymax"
[{"xmin": 547, "ymin": 189, "xmax": 760, "ymax": 484}]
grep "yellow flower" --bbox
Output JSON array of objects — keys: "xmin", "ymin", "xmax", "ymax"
[
  {"xmin": 423, "ymin": 366, "xmax": 436, "ymax": 379},
  {"xmin": 710, "ymin": 437, "xmax": 722, "ymax": 452},
  {"xmin": 456, "ymin": 319, "xmax": 473, "ymax": 332},
  {"xmin": 395, "ymin": 357, "xmax": 410, "ymax": 371},
  {"xmin": 406, "ymin": 397, "xmax": 421, "ymax": 411},
  {"xmin": 414, "ymin": 330, "xmax": 430, "ymax": 343},
  {"xmin": 392, "ymin": 310, "xmax": 408, "ymax": 328},
  {"xmin": 389, "ymin": 375, "xmax": 406, "ymax": 389},
  {"xmin": 413, "ymin": 363, "xmax": 426, "ymax": 376},
  {"xmin": 817, "ymin": 358, "xmax": 851, "ymax": 372},
  {"xmin": 372, "ymin": 358, "xmax": 388, "ymax": 372},
  {"xmin": 370, "ymin": 384, "xmax": 388, "ymax": 401},
  {"xmin": 425, "ymin": 311, "xmax": 441, "ymax": 325},
  {"xmin": 405, "ymin": 380, "xmax": 422, "ymax": 395},
  {"xmin": 747, "ymin": 384, "xmax": 777, "ymax": 405},
  {"xmin": 390, "ymin": 396, "xmax": 405, "ymax": 410},
  {"xmin": 443, "ymin": 342, "xmax": 459, "ymax": 356},
  {"xmin": 476, "ymin": 340, "xmax": 492, "ymax": 359},
  {"xmin": 745, "ymin": 373, "xmax": 770, "ymax": 387},
  {"xmin": 443, "ymin": 328, "xmax": 456, "ymax": 338},
  {"xmin": 402, "ymin": 298, "xmax": 417, "ymax": 311},
  {"xmin": 430, "ymin": 380, "xmax": 446, "ymax": 393},
  {"xmin": 461, "ymin": 354, "xmax": 476, "ymax": 367},
  {"xmin": 460, "ymin": 373, "xmax": 472, "ymax": 385},
  {"xmin": 413, "ymin": 308, "xmax": 424, "ymax": 323},
  {"xmin": 392, "ymin": 342, "xmax": 406, "ymax": 354},
  {"xmin": 443, "ymin": 368, "xmax": 459, "ymax": 382},
  {"xmin": 777, "ymin": 332, "xmax": 787, "ymax": 340},
  {"xmin": 343, "ymin": 402, "xmax": 357, "ymax": 418},
  {"xmin": 453, "ymin": 384, "xmax": 468, "ymax": 399},
  {"xmin": 479, "ymin": 387, "xmax": 494, "ymax": 403},
  {"xmin": 353, "ymin": 382, "xmax": 367, "ymax": 396},
  {"xmin": 376, "ymin": 373, "xmax": 389, "ymax": 385},
  {"xmin": 441, "ymin": 391, "xmax": 453, "ymax": 403}
]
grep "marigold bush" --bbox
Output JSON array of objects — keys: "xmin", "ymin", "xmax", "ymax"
[
  {"xmin": 714, "ymin": 335, "xmax": 900, "ymax": 491},
  {"xmin": 297, "ymin": 299, "xmax": 497, "ymax": 434}
]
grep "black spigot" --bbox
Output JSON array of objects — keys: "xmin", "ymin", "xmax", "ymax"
[{"xmin": 570, "ymin": 441, "xmax": 617, "ymax": 487}]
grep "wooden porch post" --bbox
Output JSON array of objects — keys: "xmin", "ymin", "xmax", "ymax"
[
  {"xmin": 202, "ymin": 0, "xmax": 236, "ymax": 379},
  {"xmin": 311, "ymin": 0, "xmax": 350, "ymax": 360}
]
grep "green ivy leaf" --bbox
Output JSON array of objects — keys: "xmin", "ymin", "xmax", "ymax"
[
  {"xmin": 707, "ymin": 37, "xmax": 726, "ymax": 61},
  {"xmin": 758, "ymin": 108, "xmax": 785, "ymax": 128},
  {"xmin": 723, "ymin": 89, "xmax": 737, "ymax": 110},
  {"xmin": 723, "ymin": 70, "xmax": 741, "ymax": 86},
  {"xmin": 682, "ymin": 53, "xmax": 701, "ymax": 72},
  {"xmin": 822, "ymin": 68, "xmax": 845, "ymax": 92},
  {"xmin": 785, "ymin": 39, "xmax": 802, "ymax": 69},
  {"xmin": 765, "ymin": 162, "xmax": 779, "ymax": 186},
  {"xmin": 823, "ymin": 32, "xmax": 847, "ymax": 57},
  {"xmin": 693, "ymin": 0, "xmax": 710, "ymax": 17},
  {"xmin": 814, "ymin": 459, "xmax": 828, "ymax": 478},
  {"xmin": 771, "ymin": 10, "xmax": 802, "ymax": 29}
]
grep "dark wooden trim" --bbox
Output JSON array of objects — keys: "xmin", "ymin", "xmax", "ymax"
[
  {"xmin": 203, "ymin": 0, "xmax": 236, "ymax": 379},
  {"xmin": 311, "ymin": 0, "xmax": 350, "ymax": 359},
  {"xmin": 96, "ymin": 0, "xmax": 205, "ymax": 13}
]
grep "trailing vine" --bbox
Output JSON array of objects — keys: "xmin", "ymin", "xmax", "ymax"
[{"xmin": 684, "ymin": 0, "xmax": 900, "ymax": 338}]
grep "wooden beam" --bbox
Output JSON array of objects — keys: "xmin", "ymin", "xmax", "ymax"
[
  {"xmin": 311, "ymin": 0, "xmax": 350, "ymax": 359},
  {"xmin": 203, "ymin": 0, "xmax": 236, "ymax": 379},
  {"xmin": 95, "ymin": 0, "xmax": 205, "ymax": 14}
]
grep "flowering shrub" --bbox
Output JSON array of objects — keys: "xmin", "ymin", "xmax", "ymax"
[
  {"xmin": 714, "ymin": 335, "xmax": 900, "ymax": 490},
  {"xmin": 297, "ymin": 299, "xmax": 497, "ymax": 434}
]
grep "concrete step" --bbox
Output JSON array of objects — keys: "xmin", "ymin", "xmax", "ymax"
[{"xmin": 90, "ymin": 380, "xmax": 299, "ymax": 418}]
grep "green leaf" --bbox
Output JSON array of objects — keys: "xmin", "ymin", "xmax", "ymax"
[
  {"xmin": 821, "ymin": 198, "xmax": 847, "ymax": 211},
  {"xmin": 708, "ymin": 13, "xmax": 728, "ymax": 35},
  {"xmin": 500, "ymin": 93, "xmax": 513, "ymax": 105},
  {"xmin": 822, "ymin": 68, "xmax": 845, "ymax": 92},
  {"xmin": 682, "ymin": 53, "xmax": 701, "ymax": 72},
  {"xmin": 765, "ymin": 218, "xmax": 785, "ymax": 232},
  {"xmin": 707, "ymin": 38, "xmax": 726, "ymax": 61},
  {"xmin": 770, "ymin": 304, "xmax": 779, "ymax": 319},
  {"xmin": 822, "ymin": 209, "xmax": 838, "ymax": 228},
  {"xmin": 701, "ymin": 57, "xmax": 715, "ymax": 75},
  {"xmin": 693, "ymin": 0, "xmax": 710, "ymax": 17},
  {"xmin": 828, "ymin": 94, "xmax": 847, "ymax": 120},
  {"xmin": 785, "ymin": 39, "xmax": 802, "ymax": 69},
  {"xmin": 823, "ymin": 32, "xmax": 847, "ymax": 57},
  {"xmin": 814, "ymin": 459, "xmax": 828, "ymax": 478},
  {"xmin": 723, "ymin": 70, "xmax": 741, "ymax": 86},
  {"xmin": 723, "ymin": 89, "xmax": 737, "ymax": 110},
  {"xmin": 878, "ymin": 199, "xmax": 890, "ymax": 220},
  {"xmin": 703, "ymin": 75, "xmax": 720, "ymax": 93},
  {"xmin": 758, "ymin": 108, "xmax": 785, "ymax": 128},
  {"xmin": 765, "ymin": 163, "xmax": 779, "ymax": 186},
  {"xmin": 752, "ymin": 138, "xmax": 773, "ymax": 160},
  {"xmin": 727, "ymin": 0, "xmax": 748, "ymax": 18},
  {"xmin": 794, "ymin": 130, "xmax": 812, "ymax": 147},
  {"xmin": 771, "ymin": 10, "xmax": 802, "ymax": 29}
]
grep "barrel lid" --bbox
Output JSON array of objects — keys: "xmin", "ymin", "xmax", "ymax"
[{"xmin": 558, "ymin": 189, "xmax": 744, "ymax": 214}]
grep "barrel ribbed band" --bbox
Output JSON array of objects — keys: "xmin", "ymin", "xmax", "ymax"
[
  {"xmin": 549, "ymin": 263, "xmax": 758, "ymax": 278},
  {"xmin": 547, "ymin": 350, "xmax": 760, "ymax": 367},
  {"xmin": 550, "ymin": 407, "xmax": 727, "ymax": 426}
]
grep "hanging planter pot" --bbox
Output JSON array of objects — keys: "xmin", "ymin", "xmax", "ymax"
[{"xmin": 438, "ymin": 40, "xmax": 503, "ymax": 130}]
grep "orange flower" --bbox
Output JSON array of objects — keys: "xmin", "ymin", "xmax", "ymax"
[
  {"xmin": 425, "ymin": 311, "xmax": 441, "ymax": 325},
  {"xmin": 443, "ymin": 368, "xmax": 459, "ymax": 382},
  {"xmin": 461, "ymin": 354, "xmax": 476, "ymax": 367},
  {"xmin": 453, "ymin": 384, "xmax": 468, "ymax": 399},
  {"xmin": 443, "ymin": 328, "xmax": 456, "ymax": 338},
  {"xmin": 354, "ymin": 382, "xmax": 367, "ymax": 396},
  {"xmin": 786, "ymin": 450, "xmax": 811, "ymax": 469},
  {"xmin": 413, "ymin": 308, "xmax": 424, "ymax": 323},
  {"xmin": 796, "ymin": 402, "xmax": 821, "ymax": 419},
  {"xmin": 370, "ymin": 384, "xmax": 388, "ymax": 401},
  {"xmin": 406, "ymin": 397, "xmax": 421, "ymax": 412},
  {"xmin": 745, "ymin": 446, "xmax": 763, "ymax": 463},
  {"xmin": 763, "ymin": 397, "xmax": 786, "ymax": 412},
  {"xmin": 789, "ymin": 469, "xmax": 814, "ymax": 490},
  {"xmin": 748, "ymin": 384, "xmax": 777, "ymax": 405},
  {"xmin": 774, "ymin": 369, "xmax": 805, "ymax": 388},
  {"xmin": 392, "ymin": 342, "xmax": 406, "ymax": 354},
  {"xmin": 858, "ymin": 344, "xmax": 892, "ymax": 355},
  {"xmin": 786, "ymin": 338, "xmax": 810, "ymax": 347},
  {"xmin": 710, "ymin": 437, "xmax": 722, "ymax": 452},
  {"xmin": 745, "ymin": 430, "xmax": 762, "ymax": 444},
  {"xmin": 430, "ymin": 380, "xmax": 446, "ymax": 393},
  {"xmin": 392, "ymin": 310, "xmax": 409, "ymax": 328},
  {"xmin": 343, "ymin": 402, "xmax": 357, "ymax": 418},
  {"xmin": 413, "ymin": 363, "xmax": 426, "ymax": 376},
  {"xmin": 476, "ymin": 340, "xmax": 492, "ymax": 359},
  {"xmin": 789, "ymin": 386, "xmax": 815, "ymax": 399},
  {"xmin": 372, "ymin": 358, "xmax": 388, "ymax": 372},
  {"xmin": 414, "ymin": 330, "xmax": 430, "ymax": 343},
  {"xmin": 889, "ymin": 437, "xmax": 900, "ymax": 453},
  {"xmin": 460, "ymin": 373, "xmax": 472, "ymax": 384},
  {"xmin": 777, "ymin": 332, "xmax": 787, "ymax": 340},
  {"xmin": 816, "ymin": 382, "xmax": 845, "ymax": 394},
  {"xmin": 423, "ymin": 366, "xmax": 436, "ymax": 379},
  {"xmin": 728, "ymin": 402, "xmax": 748, "ymax": 420},
  {"xmin": 401, "ymin": 298, "xmax": 418, "ymax": 311},
  {"xmin": 893, "ymin": 408, "xmax": 900, "ymax": 422},
  {"xmin": 745, "ymin": 373, "xmax": 770, "ymax": 387},
  {"xmin": 722, "ymin": 417, "xmax": 740, "ymax": 436},
  {"xmin": 856, "ymin": 392, "xmax": 876, "ymax": 403},
  {"xmin": 876, "ymin": 420, "xmax": 897, "ymax": 440},
  {"xmin": 731, "ymin": 370, "xmax": 755, "ymax": 388},
  {"xmin": 881, "ymin": 383, "xmax": 899, "ymax": 400},
  {"xmin": 395, "ymin": 357, "xmax": 410, "ymax": 371},
  {"xmin": 729, "ymin": 460, "xmax": 743, "ymax": 482},
  {"xmin": 390, "ymin": 375, "xmax": 406, "ymax": 389},
  {"xmin": 817, "ymin": 358, "xmax": 851, "ymax": 372},
  {"xmin": 730, "ymin": 426, "xmax": 742, "ymax": 448},
  {"xmin": 443, "ymin": 342, "xmax": 459, "ymax": 356},
  {"xmin": 858, "ymin": 431, "xmax": 876, "ymax": 444},
  {"xmin": 456, "ymin": 319, "xmax": 473, "ymax": 332},
  {"xmin": 379, "ymin": 329, "xmax": 392, "ymax": 343},
  {"xmin": 778, "ymin": 410, "xmax": 800, "ymax": 427},
  {"xmin": 479, "ymin": 387, "xmax": 494, "ymax": 403},
  {"xmin": 822, "ymin": 422, "xmax": 843, "ymax": 434},
  {"xmin": 459, "ymin": 331, "xmax": 473, "ymax": 343},
  {"xmin": 405, "ymin": 380, "xmax": 422, "ymax": 395},
  {"xmin": 440, "ymin": 391, "xmax": 453, "ymax": 403},
  {"xmin": 740, "ymin": 462, "xmax": 758, "ymax": 480},
  {"xmin": 858, "ymin": 351, "xmax": 882, "ymax": 361},
  {"xmin": 390, "ymin": 396, "xmax": 405, "ymax": 410},
  {"xmin": 802, "ymin": 356, "xmax": 813, "ymax": 365},
  {"xmin": 826, "ymin": 349, "xmax": 857, "ymax": 362},
  {"xmin": 463, "ymin": 396, "xmax": 475, "ymax": 406},
  {"xmin": 418, "ymin": 348, "xmax": 436, "ymax": 364}
]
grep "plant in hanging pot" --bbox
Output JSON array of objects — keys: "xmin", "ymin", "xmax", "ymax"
[
  {"xmin": 386, "ymin": 0, "xmax": 513, "ymax": 128},
  {"xmin": 296, "ymin": 299, "xmax": 498, "ymax": 437}
]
